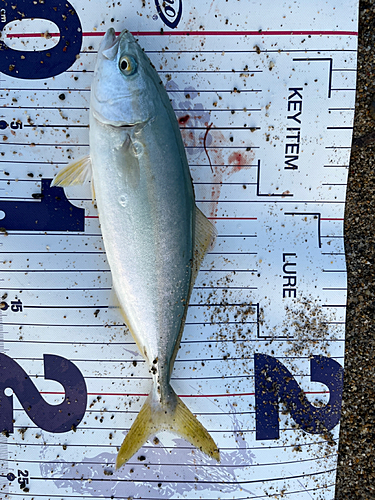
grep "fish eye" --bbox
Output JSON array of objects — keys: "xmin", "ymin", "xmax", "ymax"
[{"xmin": 119, "ymin": 55, "xmax": 137, "ymax": 76}]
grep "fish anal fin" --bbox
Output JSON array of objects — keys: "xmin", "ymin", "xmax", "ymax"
[
  {"xmin": 109, "ymin": 285, "xmax": 146, "ymax": 356},
  {"xmin": 91, "ymin": 177, "xmax": 96, "ymax": 202},
  {"xmin": 109, "ymin": 286, "xmax": 122, "ymax": 310},
  {"xmin": 51, "ymin": 155, "xmax": 92, "ymax": 188},
  {"xmin": 116, "ymin": 385, "xmax": 220, "ymax": 469}
]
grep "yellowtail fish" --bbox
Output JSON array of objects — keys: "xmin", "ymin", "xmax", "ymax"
[{"xmin": 51, "ymin": 28, "xmax": 220, "ymax": 468}]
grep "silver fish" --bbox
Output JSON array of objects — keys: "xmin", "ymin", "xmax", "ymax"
[{"xmin": 51, "ymin": 28, "xmax": 219, "ymax": 468}]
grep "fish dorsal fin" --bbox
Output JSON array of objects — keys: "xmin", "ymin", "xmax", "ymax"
[
  {"xmin": 51, "ymin": 155, "xmax": 92, "ymax": 188},
  {"xmin": 191, "ymin": 206, "xmax": 217, "ymax": 290}
]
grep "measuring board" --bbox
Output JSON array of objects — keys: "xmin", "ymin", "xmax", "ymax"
[{"xmin": 0, "ymin": 0, "xmax": 358, "ymax": 499}]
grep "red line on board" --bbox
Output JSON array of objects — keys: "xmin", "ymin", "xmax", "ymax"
[
  {"xmin": 39, "ymin": 390, "xmax": 329, "ymax": 397},
  {"xmin": 84, "ymin": 215, "xmax": 257, "ymax": 221},
  {"xmin": 122, "ymin": 30, "xmax": 358, "ymax": 37},
  {"xmin": 207, "ymin": 217, "xmax": 257, "ymax": 220},
  {"xmin": 86, "ymin": 216, "xmax": 338, "ymax": 221},
  {"xmin": 6, "ymin": 30, "xmax": 358, "ymax": 39}
]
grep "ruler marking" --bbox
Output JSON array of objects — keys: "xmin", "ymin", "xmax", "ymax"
[{"xmin": 0, "ymin": 311, "xmax": 8, "ymax": 496}]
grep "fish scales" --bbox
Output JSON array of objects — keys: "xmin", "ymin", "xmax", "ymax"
[
  {"xmin": 51, "ymin": 28, "xmax": 219, "ymax": 467},
  {"xmin": 90, "ymin": 89, "xmax": 195, "ymax": 374}
]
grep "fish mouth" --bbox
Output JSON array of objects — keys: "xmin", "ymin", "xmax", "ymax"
[
  {"xmin": 100, "ymin": 28, "xmax": 118, "ymax": 52},
  {"xmin": 100, "ymin": 28, "xmax": 136, "ymax": 60}
]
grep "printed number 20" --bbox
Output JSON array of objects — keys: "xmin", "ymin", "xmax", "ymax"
[
  {"xmin": 0, "ymin": 353, "xmax": 87, "ymax": 434},
  {"xmin": 0, "ymin": 352, "xmax": 344, "ymax": 440},
  {"xmin": 0, "ymin": 0, "xmax": 82, "ymax": 79}
]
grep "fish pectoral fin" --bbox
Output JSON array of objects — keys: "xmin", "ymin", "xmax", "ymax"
[
  {"xmin": 116, "ymin": 385, "xmax": 220, "ymax": 469},
  {"xmin": 133, "ymin": 118, "xmax": 152, "ymax": 136},
  {"xmin": 50, "ymin": 155, "xmax": 93, "ymax": 188},
  {"xmin": 114, "ymin": 131, "xmax": 131, "ymax": 151}
]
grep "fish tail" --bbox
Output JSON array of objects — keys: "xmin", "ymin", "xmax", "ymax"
[{"xmin": 115, "ymin": 385, "xmax": 220, "ymax": 469}]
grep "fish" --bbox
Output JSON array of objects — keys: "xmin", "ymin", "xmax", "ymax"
[{"xmin": 51, "ymin": 28, "xmax": 220, "ymax": 468}]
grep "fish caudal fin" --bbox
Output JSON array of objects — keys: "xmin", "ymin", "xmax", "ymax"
[
  {"xmin": 171, "ymin": 391, "xmax": 220, "ymax": 461},
  {"xmin": 116, "ymin": 385, "xmax": 220, "ymax": 469},
  {"xmin": 115, "ymin": 392, "xmax": 153, "ymax": 469}
]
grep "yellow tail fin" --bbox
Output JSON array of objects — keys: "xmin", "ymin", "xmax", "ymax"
[{"xmin": 116, "ymin": 385, "xmax": 220, "ymax": 469}]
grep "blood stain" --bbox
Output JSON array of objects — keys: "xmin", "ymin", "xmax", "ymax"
[
  {"xmin": 203, "ymin": 131, "xmax": 254, "ymax": 218},
  {"xmin": 203, "ymin": 122, "xmax": 214, "ymax": 173},
  {"xmin": 178, "ymin": 115, "xmax": 190, "ymax": 125}
]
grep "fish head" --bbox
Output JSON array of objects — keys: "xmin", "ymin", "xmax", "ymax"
[{"xmin": 91, "ymin": 29, "xmax": 157, "ymax": 127}]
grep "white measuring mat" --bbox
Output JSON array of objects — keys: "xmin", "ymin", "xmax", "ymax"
[{"xmin": 0, "ymin": 0, "xmax": 358, "ymax": 498}]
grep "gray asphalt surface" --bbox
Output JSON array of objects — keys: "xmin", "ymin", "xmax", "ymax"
[{"xmin": 335, "ymin": 1, "xmax": 375, "ymax": 498}]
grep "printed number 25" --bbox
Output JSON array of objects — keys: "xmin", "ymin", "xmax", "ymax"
[
  {"xmin": 0, "ymin": 0, "xmax": 82, "ymax": 79},
  {"xmin": 18, "ymin": 469, "xmax": 29, "ymax": 489}
]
